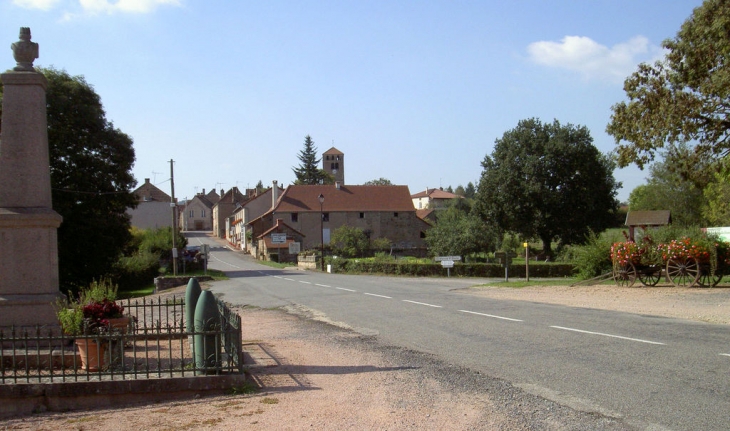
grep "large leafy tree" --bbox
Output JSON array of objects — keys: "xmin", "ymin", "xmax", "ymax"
[
  {"xmin": 292, "ymin": 135, "xmax": 329, "ymax": 185},
  {"xmin": 0, "ymin": 67, "xmax": 137, "ymax": 292},
  {"xmin": 627, "ymin": 144, "xmax": 709, "ymax": 227},
  {"xmin": 607, "ymin": 0, "xmax": 730, "ymax": 174},
  {"xmin": 363, "ymin": 178, "xmax": 393, "ymax": 186},
  {"xmin": 475, "ymin": 118, "xmax": 619, "ymax": 255}
]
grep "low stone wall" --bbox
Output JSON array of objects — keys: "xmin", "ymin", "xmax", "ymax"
[
  {"xmin": 0, "ymin": 374, "xmax": 250, "ymax": 419},
  {"xmin": 154, "ymin": 276, "xmax": 213, "ymax": 293},
  {"xmin": 297, "ymin": 255, "xmax": 320, "ymax": 270}
]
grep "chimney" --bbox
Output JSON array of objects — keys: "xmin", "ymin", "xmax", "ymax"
[
  {"xmin": 201, "ymin": 188, "xmax": 205, "ymax": 195},
  {"xmin": 145, "ymin": 178, "xmax": 150, "ymax": 184},
  {"xmin": 271, "ymin": 180, "xmax": 279, "ymax": 209},
  {"xmin": 335, "ymin": 181, "xmax": 341, "ymax": 190}
]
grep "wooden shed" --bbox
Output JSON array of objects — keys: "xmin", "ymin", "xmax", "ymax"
[{"xmin": 624, "ymin": 210, "xmax": 671, "ymax": 241}]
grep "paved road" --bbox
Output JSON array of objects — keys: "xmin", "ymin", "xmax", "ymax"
[{"xmin": 188, "ymin": 232, "xmax": 730, "ymax": 431}]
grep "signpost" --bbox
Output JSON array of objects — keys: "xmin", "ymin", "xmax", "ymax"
[
  {"xmin": 435, "ymin": 256, "xmax": 461, "ymax": 277},
  {"xmin": 494, "ymin": 251, "xmax": 517, "ymax": 282},
  {"xmin": 271, "ymin": 233, "xmax": 287, "ymax": 244}
]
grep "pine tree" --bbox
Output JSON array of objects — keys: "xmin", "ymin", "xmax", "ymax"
[{"xmin": 292, "ymin": 135, "xmax": 326, "ymax": 185}]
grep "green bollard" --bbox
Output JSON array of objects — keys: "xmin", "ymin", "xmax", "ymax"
[
  {"xmin": 185, "ymin": 277, "xmax": 202, "ymax": 334},
  {"xmin": 193, "ymin": 290, "xmax": 221, "ymax": 374}
]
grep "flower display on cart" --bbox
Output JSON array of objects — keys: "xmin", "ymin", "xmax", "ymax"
[
  {"xmin": 659, "ymin": 237, "xmax": 711, "ymax": 263},
  {"xmin": 610, "ymin": 241, "xmax": 643, "ymax": 266}
]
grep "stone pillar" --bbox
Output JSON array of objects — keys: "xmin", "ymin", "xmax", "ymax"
[{"xmin": 0, "ymin": 28, "xmax": 64, "ymax": 329}]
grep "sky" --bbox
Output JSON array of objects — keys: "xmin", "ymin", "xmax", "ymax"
[{"xmin": 1, "ymin": 0, "xmax": 706, "ymax": 203}]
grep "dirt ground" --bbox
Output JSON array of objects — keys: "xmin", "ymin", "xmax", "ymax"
[{"xmin": 2, "ymin": 283, "xmax": 728, "ymax": 430}]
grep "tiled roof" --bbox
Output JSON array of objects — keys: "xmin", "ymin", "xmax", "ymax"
[
  {"xmin": 274, "ymin": 184, "xmax": 415, "ymax": 212},
  {"xmin": 410, "ymin": 188, "xmax": 461, "ymax": 199},
  {"xmin": 625, "ymin": 210, "xmax": 671, "ymax": 226},
  {"xmin": 133, "ymin": 179, "xmax": 171, "ymax": 202},
  {"xmin": 323, "ymin": 147, "xmax": 343, "ymax": 155}
]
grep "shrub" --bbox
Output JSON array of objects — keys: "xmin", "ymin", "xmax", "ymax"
[{"xmin": 567, "ymin": 230, "xmax": 621, "ymax": 279}]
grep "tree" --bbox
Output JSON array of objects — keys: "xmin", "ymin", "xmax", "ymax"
[
  {"xmin": 627, "ymin": 146, "xmax": 707, "ymax": 227},
  {"xmin": 425, "ymin": 206, "xmax": 495, "ymax": 257},
  {"xmin": 0, "ymin": 67, "xmax": 137, "ymax": 292},
  {"xmin": 607, "ymin": 0, "xmax": 730, "ymax": 175},
  {"xmin": 464, "ymin": 182, "xmax": 476, "ymax": 199},
  {"xmin": 703, "ymin": 171, "xmax": 730, "ymax": 225},
  {"xmin": 454, "ymin": 185, "xmax": 466, "ymax": 196},
  {"xmin": 330, "ymin": 225, "xmax": 370, "ymax": 258},
  {"xmin": 363, "ymin": 178, "xmax": 393, "ymax": 186},
  {"xmin": 292, "ymin": 135, "xmax": 329, "ymax": 185},
  {"xmin": 474, "ymin": 118, "xmax": 619, "ymax": 255}
]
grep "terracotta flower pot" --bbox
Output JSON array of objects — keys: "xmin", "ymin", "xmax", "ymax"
[
  {"xmin": 75, "ymin": 338, "xmax": 107, "ymax": 371},
  {"xmin": 107, "ymin": 316, "xmax": 131, "ymax": 333}
]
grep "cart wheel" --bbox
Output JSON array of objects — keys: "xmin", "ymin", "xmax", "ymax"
[
  {"xmin": 637, "ymin": 267, "xmax": 661, "ymax": 287},
  {"xmin": 666, "ymin": 257, "xmax": 700, "ymax": 287},
  {"xmin": 697, "ymin": 267, "xmax": 723, "ymax": 287},
  {"xmin": 613, "ymin": 262, "xmax": 637, "ymax": 287}
]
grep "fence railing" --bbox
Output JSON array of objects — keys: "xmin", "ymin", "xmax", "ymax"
[{"xmin": 0, "ymin": 295, "xmax": 243, "ymax": 384}]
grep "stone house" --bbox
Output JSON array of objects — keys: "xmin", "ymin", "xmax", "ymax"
[
  {"xmin": 127, "ymin": 178, "xmax": 172, "ymax": 229},
  {"xmin": 256, "ymin": 218, "xmax": 306, "ymax": 263},
  {"xmin": 180, "ymin": 188, "xmax": 220, "ymax": 231},
  {"xmin": 228, "ymin": 182, "xmax": 285, "ymax": 251},
  {"xmin": 248, "ymin": 183, "xmax": 430, "ymax": 259},
  {"xmin": 212, "ymin": 187, "xmax": 247, "ymax": 239},
  {"xmin": 411, "ymin": 187, "xmax": 463, "ymax": 210}
]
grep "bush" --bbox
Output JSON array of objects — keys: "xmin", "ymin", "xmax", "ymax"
[
  {"xmin": 567, "ymin": 230, "xmax": 628, "ymax": 279},
  {"xmin": 113, "ymin": 250, "xmax": 160, "ymax": 292}
]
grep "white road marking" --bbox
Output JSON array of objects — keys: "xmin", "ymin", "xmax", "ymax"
[
  {"xmin": 550, "ymin": 326, "xmax": 665, "ymax": 345},
  {"xmin": 459, "ymin": 310, "xmax": 523, "ymax": 322},
  {"xmin": 336, "ymin": 287, "xmax": 356, "ymax": 292},
  {"xmin": 283, "ymin": 278, "xmax": 295, "ymax": 282},
  {"xmin": 299, "ymin": 281, "xmax": 312, "ymax": 285},
  {"xmin": 403, "ymin": 300, "xmax": 442, "ymax": 308},
  {"xmin": 720, "ymin": 353, "xmax": 730, "ymax": 357},
  {"xmin": 315, "ymin": 284, "xmax": 331, "ymax": 288},
  {"xmin": 364, "ymin": 293, "xmax": 392, "ymax": 299}
]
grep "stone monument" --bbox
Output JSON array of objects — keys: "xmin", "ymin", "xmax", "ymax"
[{"xmin": 0, "ymin": 28, "xmax": 64, "ymax": 330}]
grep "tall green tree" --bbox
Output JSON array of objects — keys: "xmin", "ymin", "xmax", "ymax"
[
  {"xmin": 627, "ymin": 145, "xmax": 708, "ymax": 227},
  {"xmin": 292, "ymin": 135, "xmax": 329, "ymax": 185},
  {"xmin": 475, "ymin": 118, "xmax": 619, "ymax": 255},
  {"xmin": 464, "ymin": 182, "xmax": 476, "ymax": 199},
  {"xmin": 607, "ymin": 0, "xmax": 730, "ymax": 176},
  {"xmin": 0, "ymin": 67, "xmax": 137, "ymax": 292}
]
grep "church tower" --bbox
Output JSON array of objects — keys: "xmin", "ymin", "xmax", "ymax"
[{"xmin": 323, "ymin": 147, "xmax": 345, "ymax": 184}]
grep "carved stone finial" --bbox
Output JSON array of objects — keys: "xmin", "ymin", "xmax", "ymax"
[{"xmin": 11, "ymin": 27, "xmax": 39, "ymax": 72}]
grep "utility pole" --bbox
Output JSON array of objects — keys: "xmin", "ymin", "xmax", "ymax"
[{"xmin": 170, "ymin": 159, "xmax": 178, "ymax": 276}]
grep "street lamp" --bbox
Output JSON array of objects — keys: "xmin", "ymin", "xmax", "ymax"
[{"xmin": 318, "ymin": 194, "xmax": 325, "ymax": 272}]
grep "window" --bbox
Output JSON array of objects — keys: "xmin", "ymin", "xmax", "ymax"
[
  {"xmin": 359, "ymin": 212, "xmax": 364, "ymax": 219},
  {"xmin": 331, "ymin": 162, "xmax": 336, "ymax": 169},
  {"xmin": 189, "ymin": 210, "xmax": 194, "ymax": 218},
  {"xmin": 291, "ymin": 213, "xmax": 298, "ymax": 222},
  {"xmin": 322, "ymin": 212, "xmax": 329, "ymax": 222},
  {"xmin": 201, "ymin": 209, "xmax": 206, "ymax": 218},
  {"xmin": 394, "ymin": 212, "xmax": 399, "ymax": 217}
]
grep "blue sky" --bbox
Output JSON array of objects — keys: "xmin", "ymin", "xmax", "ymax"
[{"xmin": 1, "ymin": 0, "xmax": 704, "ymax": 202}]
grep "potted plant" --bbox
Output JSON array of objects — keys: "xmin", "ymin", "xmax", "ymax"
[{"xmin": 55, "ymin": 298, "xmax": 108, "ymax": 371}]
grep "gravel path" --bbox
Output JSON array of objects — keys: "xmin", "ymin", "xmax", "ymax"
[{"xmin": 2, "ymin": 282, "xmax": 727, "ymax": 430}]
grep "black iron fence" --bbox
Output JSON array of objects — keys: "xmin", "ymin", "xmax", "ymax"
[{"xmin": 0, "ymin": 295, "xmax": 243, "ymax": 384}]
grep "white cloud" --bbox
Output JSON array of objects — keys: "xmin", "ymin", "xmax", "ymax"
[
  {"xmin": 12, "ymin": 0, "xmax": 62, "ymax": 11},
  {"xmin": 78, "ymin": 0, "xmax": 180, "ymax": 13},
  {"xmin": 527, "ymin": 35, "xmax": 663, "ymax": 83}
]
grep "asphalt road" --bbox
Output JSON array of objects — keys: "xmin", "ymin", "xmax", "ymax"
[{"xmin": 188, "ymin": 232, "xmax": 730, "ymax": 431}]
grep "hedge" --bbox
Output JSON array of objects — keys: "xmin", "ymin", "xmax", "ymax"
[{"xmin": 324, "ymin": 259, "xmax": 575, "ymax": 278}]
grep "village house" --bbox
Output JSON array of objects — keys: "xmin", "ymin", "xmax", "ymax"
[
  {"xmin": 227, "ymin": 182, "xmax": 285, "ymax": 251},
  {"xmin": 212, "ymin": 187, "xmax": 247, "ymax": 238},
  {"xmin": 411, "ymin": 187, "xmax": 463, "ymax": 210},
  {"xmin": 248, "ymin": 182, "xmax": 431, "ymax": 261},
  {"xmin": 180, "ymin": 188, "xmax": 220, "ymax": 231},
  {"xmin": 127, "ymin": 178, "xmax": 172, "ymax": 230}
]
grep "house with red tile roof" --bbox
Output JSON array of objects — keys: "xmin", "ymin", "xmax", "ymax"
[
  {"xmin": 212, "ymin": 187, "xmax": 247, "ymax": 238},
  {"xmin": 411, "ymin": 187, "xmax": 463, "ymax": 210},
  {"xmin": 228, "ymin": 182, "xmax": 285, "ymax": 250},
  {"xmin": 248, "ymin": 183, "xmax": 431, "ymax": 260}
]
